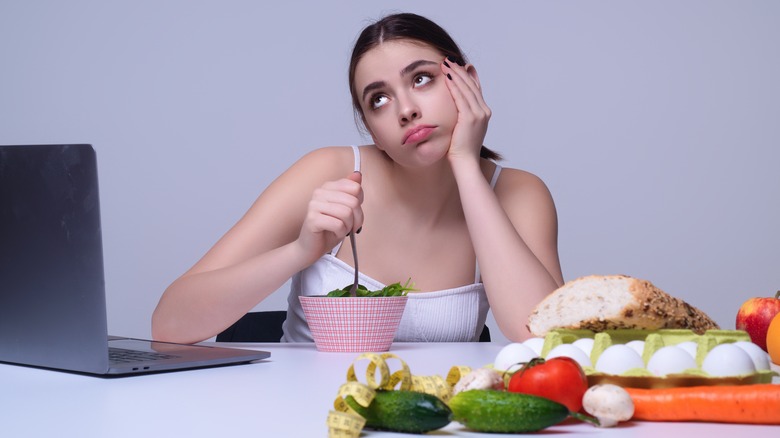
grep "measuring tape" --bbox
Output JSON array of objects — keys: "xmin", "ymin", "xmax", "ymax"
[{"xmin": 327, "ymin": 353, "xmax": 473, "ymax": 438}]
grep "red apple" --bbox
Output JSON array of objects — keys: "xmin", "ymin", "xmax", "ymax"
[{"xmin": 736, "ymin": 291, "xmax": 780, "ymax": 351}]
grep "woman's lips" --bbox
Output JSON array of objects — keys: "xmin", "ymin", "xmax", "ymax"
[{"xmin": 403, "ymin": 125, "xmax": 435, "ymax": 145}]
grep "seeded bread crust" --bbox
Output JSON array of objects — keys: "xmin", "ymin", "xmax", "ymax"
[{"xmin": 527, "ymin": 274, "xmax": 719, "ymax": 337}]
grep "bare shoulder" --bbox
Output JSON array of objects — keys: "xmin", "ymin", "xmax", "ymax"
[
  {"xmin": 492, "ymin": 165, "xmax": 559, "ymax": 243},
  {"xmin": 248, "ymin": 145, "xmax": 358, "ymax": 214},
  {"xmin": 285, "ymin": 145, "xmax": 357, "ymax": 180},
  {"xmin": 493, "ymin": 166, "xmax": 555, "ymax": 207}
]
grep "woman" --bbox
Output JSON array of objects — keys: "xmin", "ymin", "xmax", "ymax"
[{"xmin": 152, "ymin": 12, "xmax": 564, "ymax": 344}]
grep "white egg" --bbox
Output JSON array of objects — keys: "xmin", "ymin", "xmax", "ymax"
[
  {"xmin": 733, "ymin": 341, "xmax": 771, "ymax": 371},
  {"xmin": 675, "ymin": 341, "xmax": 699, "ymax": 359},
  {"xmin": 572, "ymin": 338, "xmax": 595, "ymax": 357},
  {"xmin": 546, "ymin": 343, "xmax": 592, "ymax": 367},
  {"xmin": 647, "ymin": 346, "xmax": 697, "ymax": 376},
  {"xmin": 625, "ymin": 340, "xmax": 646, "ymax": 356},
  {"xmin": 522, "ymin": 337, "xmax": 545, "ymax": 356},
  {"xmin": 493, "ymin": 343, "xmax": 539, "ymax": 372},
  {"xmin": 702, "ymin": 343, "xmax": 756, "ymax": 376},
  {"xmin": 595, "ymin": 344, "xmax": 645, "ymax": 375}
]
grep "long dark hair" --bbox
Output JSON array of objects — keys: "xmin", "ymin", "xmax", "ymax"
[{"xmin": 348, "ymin": 13, "xmax": 501, "ymax": 161}]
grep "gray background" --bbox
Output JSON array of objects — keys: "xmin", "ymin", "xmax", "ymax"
[{"xmin": 2, "ymin": 1, "xmax": 778, "ymax": 345}]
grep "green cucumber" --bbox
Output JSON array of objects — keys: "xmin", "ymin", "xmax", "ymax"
[
  {"xmin": 450, "ymin": 389, "xmax": 595, "ymax": 433},
  {"xmin": 345, "ymin": 390, "xmax": 452, "ymax": 434}
]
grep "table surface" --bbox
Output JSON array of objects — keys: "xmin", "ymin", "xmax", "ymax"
[{"xmin": 1, "ymin": 342, "xmax": 778, "ymax": 437}]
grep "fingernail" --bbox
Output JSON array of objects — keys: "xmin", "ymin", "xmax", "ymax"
[
  {"xmin": 446, "ymin": 73, "xmax": 452, "ymax": 80},
  {"xmin": 443, "ymin": 60, "xmax": 451, "ymax": 68}
]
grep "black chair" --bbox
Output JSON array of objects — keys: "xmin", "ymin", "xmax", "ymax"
[
  {"xmin": 478, "ymin": 325, "xmax": 491, "ymax": 342},
  {"xmin": 216, "ymin": 310, "xmax": 492, "ymax": 343},
  {"xmin": 216, "ymin": 310, "xmax": 287, "ymax": 342}
]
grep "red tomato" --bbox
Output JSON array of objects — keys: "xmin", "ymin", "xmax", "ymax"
[{"xmin": 506, "ymin": 357, "xmax": 588, "ymax": 412}]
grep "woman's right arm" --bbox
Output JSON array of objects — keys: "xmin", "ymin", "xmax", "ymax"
[{"xmin": 151, "ymin": 147, "xmax": 362, "ymax": 344}]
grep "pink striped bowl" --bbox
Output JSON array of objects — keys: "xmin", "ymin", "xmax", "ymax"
[{"xmin": 299, "ymin": 295, "xmax": 408, "ymax": 352}]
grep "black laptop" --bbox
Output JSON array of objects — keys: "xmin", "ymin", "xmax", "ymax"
[{"xmin": 0, "ymin": 144, "xmax": 270, "ymax": 376}]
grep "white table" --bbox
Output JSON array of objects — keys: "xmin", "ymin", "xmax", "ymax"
[{"xmin": 1, "ymin": 342, "xmax": 778, "ymax": 437}]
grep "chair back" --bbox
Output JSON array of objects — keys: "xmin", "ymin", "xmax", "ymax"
[{"xmin": 216, "ymin": 311, "xmax": 287, "ymax": 342}]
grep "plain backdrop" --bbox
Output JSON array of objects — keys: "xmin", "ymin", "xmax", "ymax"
[{"xmin": 1, "ymin": 1, "xmax": 778, "ymax": 345}]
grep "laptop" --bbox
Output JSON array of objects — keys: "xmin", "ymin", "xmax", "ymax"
[{"xmin": 0, "ymin": 144, "xmax": 270, "ymax": 376}]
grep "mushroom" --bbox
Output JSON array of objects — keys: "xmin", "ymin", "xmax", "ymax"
[
  {"xmin": 452, "ymin": 368, "xmax": 504, "ymax": 394},
  {"xmin": 581, "ymin": 384, "xmax": 635, "ymax": 427}
]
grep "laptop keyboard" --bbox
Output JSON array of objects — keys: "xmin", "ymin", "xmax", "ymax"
[{"xmin": 109, "ymin": 347, "xmax": 180, "ymax": 364}]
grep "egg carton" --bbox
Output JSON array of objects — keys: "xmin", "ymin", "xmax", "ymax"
[{"xmin": 540, "ymin": 328, "xmax": 776, "ymax": 388}]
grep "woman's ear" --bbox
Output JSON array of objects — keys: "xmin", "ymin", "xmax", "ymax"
[{"xmin": 465, "ymin": 64, "xmax": 482, "ymax": 90}]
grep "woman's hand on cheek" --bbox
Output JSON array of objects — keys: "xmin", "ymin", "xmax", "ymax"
[
  {"xmin": 441, "ymin": 57, "xmax": 491, "ymax": 163},
  {"xmin": 295, "ymin": 172, "xmax": 363, "ymax": 264}
]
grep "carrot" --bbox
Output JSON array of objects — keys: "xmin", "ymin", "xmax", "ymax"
[{"xmin": 625, "ymin": 384, "xmax": 780, "ymax": 425}]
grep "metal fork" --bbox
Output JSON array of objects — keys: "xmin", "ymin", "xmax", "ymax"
[{"xmin": 348, "ymin": 231, "xmax": 359, "ymax": 297}]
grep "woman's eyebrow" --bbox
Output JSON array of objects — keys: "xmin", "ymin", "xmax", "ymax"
[
  {"xmin": 362, "ymin": 81, "xmax": 385, "ymax": 102},
  {"xmin": 361, "ymin": 59, "xmax": 440, "ymax": 102},
  {"xmin": 400, "ymin": 59, "xmax": 438, "ymax": 76}
]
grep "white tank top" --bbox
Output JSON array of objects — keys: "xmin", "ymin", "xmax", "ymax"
[{"xmin": 281, "ymin": 146, "xmax": 501, "ymax": 342}]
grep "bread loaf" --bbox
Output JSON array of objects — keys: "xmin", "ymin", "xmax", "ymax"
[{"xmin": 527, "ymin": 275, "xmax": 719, "ymax": 337}]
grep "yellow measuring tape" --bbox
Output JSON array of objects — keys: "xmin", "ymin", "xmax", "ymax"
[{"xmin": 327, "ymin": 353, "xmax": 473, "ymax": 438}]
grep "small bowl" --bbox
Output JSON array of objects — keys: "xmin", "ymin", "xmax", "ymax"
[{"xmin": 299, "ymin": 295, "xmax": 408, "ymax": 352}]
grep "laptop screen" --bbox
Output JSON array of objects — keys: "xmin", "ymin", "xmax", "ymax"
[{"xmin": 0, "ymin": 144, "xmax": 111, "ymax": 373}]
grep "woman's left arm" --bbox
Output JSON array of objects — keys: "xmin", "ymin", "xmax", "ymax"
[
  {"xmin": 458, "ymin": 164, "xmax": 564, "ymax": 342},
  {"xmin": 442, "ymin": 58, "xmax": 563, "ymax": 341}
]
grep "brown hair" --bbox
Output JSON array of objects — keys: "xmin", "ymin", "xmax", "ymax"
[{"xmin": 348, "ymin": 13, "xmax": 501, "ymax": 161}]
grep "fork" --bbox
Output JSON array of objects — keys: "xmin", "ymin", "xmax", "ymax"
[{"xmin": 348, "ymin": 231, "xmax": 359, "ymax": 297}]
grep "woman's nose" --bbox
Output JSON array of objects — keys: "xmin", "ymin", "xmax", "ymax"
[{"xmin": 397, "ymin": 96, "xmax": 421, "ymax": 124}]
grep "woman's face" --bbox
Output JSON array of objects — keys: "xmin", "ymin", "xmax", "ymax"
[{"xmin": 353, "ymin": 40, "xmax": 458, "ymax": 166}]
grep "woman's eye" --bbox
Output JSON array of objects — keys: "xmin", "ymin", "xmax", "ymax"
[
  {"xmin": 414, "ymin": 74, "xmax": 433, "ymax": 87},
  {"xmin": 371, "ymin": 95, "xmax": 389, "ymax": 110}
]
